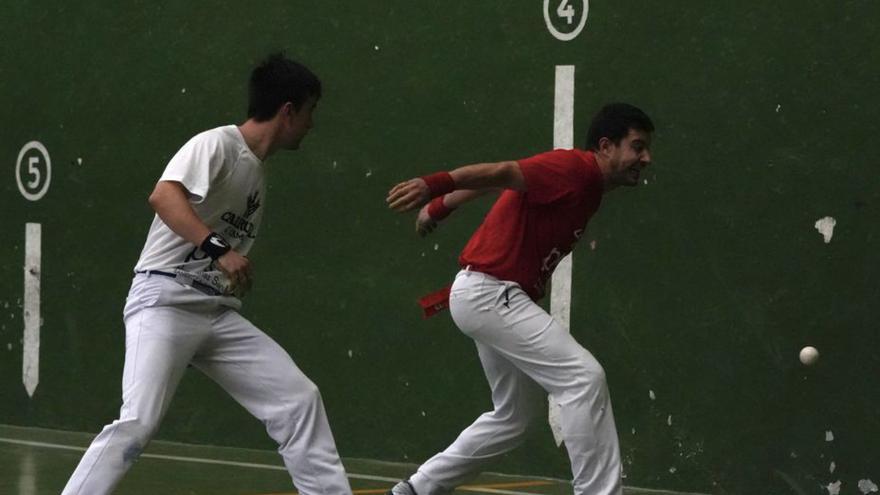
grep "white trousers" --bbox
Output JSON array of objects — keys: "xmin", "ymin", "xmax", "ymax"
[
  {"xmin": 410, "ymin": 270, "xmax": 622, "ymax": 495},
  {"xmin": 62, "ymin": 273, "xmax": 351, "ymax": 495}
]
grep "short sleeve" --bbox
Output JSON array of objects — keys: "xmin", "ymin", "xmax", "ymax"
[
  {"xmin": 158, "ymin": 131, "xmax": 226, "ymax": 203},
  {"xmin": 517, "ymin": 149, "xmax": 589, "ymax": 204}
]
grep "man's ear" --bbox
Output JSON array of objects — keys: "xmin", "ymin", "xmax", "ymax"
[
  {"xmin": 597, "ymin": 136, "xmax": 614, "ymax": 155},
  {"xmin": 279, "ymin": 101, "xmax": 294, "ymax": 118}
]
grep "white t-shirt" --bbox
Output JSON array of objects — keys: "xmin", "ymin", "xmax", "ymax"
[{"xmin": 134, "ymin": 125, "xmax": 265, "ymax": 294}]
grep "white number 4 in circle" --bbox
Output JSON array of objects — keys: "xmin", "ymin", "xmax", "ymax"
[
  {"xmin": 557, "ymin": 0, "xmax": 575, "ymax": 24},
  {"xmin": 544, "ymin": 0, "xmax": 589, "ymax": 41}
]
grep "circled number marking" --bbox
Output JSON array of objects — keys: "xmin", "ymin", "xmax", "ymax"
[
  {"xmin": 544, "ymin": 0, "xmax": 589, "ymax": 41},
  {"xmin": 16, "ymin": 141, "xmax": 51, "ymax": 201}
]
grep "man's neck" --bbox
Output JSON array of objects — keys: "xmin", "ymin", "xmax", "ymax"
[
  {"xmin": 593, "ymin": 152, "xmax": 618, "ymax": 191},
  {"xmin": 237, "ymin": 119, "xmax": 279, "ymax": 161}
]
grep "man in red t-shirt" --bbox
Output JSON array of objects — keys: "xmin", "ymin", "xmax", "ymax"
[{"xmin": 386, "ymin": 103, "xmax": 654, "ymax": 495}]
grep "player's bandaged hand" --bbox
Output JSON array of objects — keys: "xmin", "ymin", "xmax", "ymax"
[
  {"xmin": 416, "ymin": 205, "xmax": 438, "ymax": 237},
  {"xmin": 217, "ymin": 251, "xmax": 253, "ymax": 297}
]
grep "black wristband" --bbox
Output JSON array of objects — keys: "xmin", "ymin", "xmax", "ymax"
[{"xmin": 200, "ymin": 232, "xmax": 231, "ymax": 260}]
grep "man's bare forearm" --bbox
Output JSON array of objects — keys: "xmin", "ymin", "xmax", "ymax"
[
  {"xmin": 441, "ymin": 188, "xmax": 499, "ymax": 209},
  {"xmin": 148, "ymin": 181, "xmax": 212, "ymax": 246},
  {"xmin": 448, "ymin": 161, "xmax": 526, "ymax": 191}
]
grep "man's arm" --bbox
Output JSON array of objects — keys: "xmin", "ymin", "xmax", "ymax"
[
  {"xmin": 148, "ymin": 181, "xmax": 252, "ymax": 293},
  {"xmin": 148, "ymin": 181, "xmax": 212, "ymax": 245},
  {"xmin": 387, "ymin": 160, "xmax": 524, "ymax": 213}
]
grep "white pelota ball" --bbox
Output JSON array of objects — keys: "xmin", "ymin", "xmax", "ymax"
[{"xmin": 799, "ymin": 346, "xmax": 820, "ymax": 366}]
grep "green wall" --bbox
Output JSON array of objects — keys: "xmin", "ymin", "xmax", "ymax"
[{"xmin": 1, "ymin": 1, "xmax": 878, "ymax": 493}]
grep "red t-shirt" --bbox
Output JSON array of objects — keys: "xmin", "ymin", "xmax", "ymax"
[{"xmin": 458, "ymin": 149, "xmax": 604, "ymax": 301}]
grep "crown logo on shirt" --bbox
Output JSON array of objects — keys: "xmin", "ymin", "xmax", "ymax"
[{"xmin": 244, "ymin": 191, "xmax": 261, "ymax": 218}]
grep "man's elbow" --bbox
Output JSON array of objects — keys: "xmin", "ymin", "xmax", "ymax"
[
  {"xmin": 147, "ymin": 188, "xmax": 163, "ymax": 211},
  {"xmin": 498, "ymin": 161, "xmax": 525, "ymax": 190},
  {"xmin": 148, "ymin": 182, "xmax": 176, "ymax": 211}
]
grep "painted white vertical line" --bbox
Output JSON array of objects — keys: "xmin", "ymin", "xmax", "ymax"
[
  {"xmin": 549, "ymin": 65, "xmax": 575, "ymax": 446},
  {"xmin": 553, "ymin": 65, "xmax": 575, "ymax": 150},
  {"xmin": 550, "ymin": 65, "xmax": 575, "ymax": 328},
  {"xmin": 23, "ymin": 223, "xmax": 41, "ymax": 398}
]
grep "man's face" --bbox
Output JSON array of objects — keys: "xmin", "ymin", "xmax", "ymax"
[
  {"xmin": 602, "ymin": 128, "xmax": 652, "ymax": 187},
  {"xmin": 281, "ymin": 96, "xmax": 318, "ymax": 150}
]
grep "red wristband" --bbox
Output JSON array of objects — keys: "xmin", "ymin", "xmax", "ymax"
[
  {"xmin": 427, "ymin": 196, "xmax": 455, "ymax": 220},
  {"xmin": 421, "ymin": 171, "xmax": 456, "ymax": 198}
]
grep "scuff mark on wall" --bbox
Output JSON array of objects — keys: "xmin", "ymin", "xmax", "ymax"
[
  {"xmin": 826, "ymin": 480, "xmax": 841, "ymax": 495},
  {"xmin": 859, "ymin": 479, "xmax": 879, "ymax": 494},
  {"xmin": 815, "ymin": 217, "xmax": 836, "ymax": 243}
]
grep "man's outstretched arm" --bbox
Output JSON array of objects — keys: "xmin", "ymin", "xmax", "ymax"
[{"xmin": 387, "ymin": 160, "xmax": 525, "ymax": 213}]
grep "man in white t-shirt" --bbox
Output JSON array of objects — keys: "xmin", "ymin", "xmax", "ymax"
[{"xmin": 61, "ymin": 53, "xmax": 352, "ymax": 495}]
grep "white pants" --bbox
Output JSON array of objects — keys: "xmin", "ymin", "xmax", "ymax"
[
  {"xmin": 62, "ymin": 273, "xmax": 351, "ymax": 495},
  {"xmin": 410, "ymin": 270, "xmax": 622, "ymax": 495}
]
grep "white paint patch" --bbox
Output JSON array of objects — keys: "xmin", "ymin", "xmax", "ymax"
[
  {"xmin": 549, "ymin": 64, "xmax": 575, "ymax": 447},
  {"xmin": 815, "ymin": 217, "xmax": 836, "ymax": 243},
  {"xmin": 590, "ymin": 240, "xmax": 597, "ymax": 250},
  {"xmin": 373, "ymin": 45, "xmax": 379, "ymax": 51},
  {"xmin": 6, "ymin": 343, "xmax": 11, "ymax": 351},
  {"xmin": 649, "ymin": 390, "xmax": 656, "ymax": 400},
  {"xmin": 827, "ymin": 480, "xmax": 842, "ymax": 495},
  {"xmin": 181, "ymin": 88, "xmax": 186, "ymax": 94},
  {"xmin": 858, "ymin": 479, "xmax": 879, "ymax": 494},
  {"xmin": 421, "ymin": 411, "xmax": 426, "ymax": 417},
  {"xmin": 548, "ymin": 399, "xmax": 563, "ymax": 446},
  {"xmin": 631, "ymin": 428, "xmax": 636, "ymax": 435},
  {"xmin": 23, "ymin": 223, "xmax": 41, "ymax": 398},
  {"xmin": 433, "ymin": 243, "xmax": 439, "ymax": 251},
  {"xmin": 667, "ymin": 415, "xmax": 673, "ymax": 426},
  {"xmin": 76, "ymin": 158, "xmax": 82, "ymax": 166},
  {"xmin": 669, "ymin": 467, "xmax": 677, "ymax": 474},
  {"xmin": 365, "ymin": 169, "xmax": 372, "ymax": 177},
  {"xmin": 776, "ymin": 104, "xmax": 782, "ymax": 113},
  {"xmin": 830, "ymin": 461, "xmax": 836, "ymax": 473},
  {"xmin": 826, "ymin": 430, "xmax": 835, "ymax": 442},
  {"xmin": 347, "ymin": 349, "xmax": 353, "ymax": 358}
]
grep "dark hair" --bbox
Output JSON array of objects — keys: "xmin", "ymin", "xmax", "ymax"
[
  {"xmin": 247, "ymin": 53, "xmax": 322, "ymax": 121},
  {"xmin": 585, "ymin": 103, "xmax": 654, "ymax": 151}
]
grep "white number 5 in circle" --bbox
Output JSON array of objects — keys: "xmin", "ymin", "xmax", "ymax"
[
  {"xmin": 16, "ymin": 141, "xmax": 52, "ymax": 201},
  {"xmin": 544, "ymin": 0, "xmax": 589, "ymax": 41}
]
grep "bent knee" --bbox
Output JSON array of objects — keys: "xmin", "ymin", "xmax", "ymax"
[
  {"xmin": 274, "ymin": 378, "xmax": 323, "ymax": 413},
  {"xmin": 297, "ymin": 379, "xmax": 321, "ymax": 403},
  {"xmin": 569, "ymin": 358, "xmax": 608, "ymax": 392}
]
